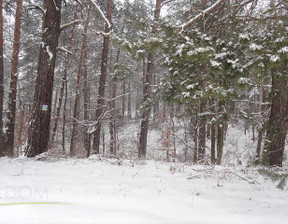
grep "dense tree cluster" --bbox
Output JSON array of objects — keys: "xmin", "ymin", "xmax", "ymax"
[{"xmin": 0, "ymin": 0, "xmax": 287, "ymax": 167}]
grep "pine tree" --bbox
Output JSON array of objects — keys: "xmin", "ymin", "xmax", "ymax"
[
  {"xmin": 5, "ymin": 0, "xmax": 23, "ymax": 157},
  {"xmin": 25, "ymin": 0, "xmax": 62, "ymax": 157}
]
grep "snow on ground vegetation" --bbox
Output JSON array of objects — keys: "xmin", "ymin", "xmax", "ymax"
[{"xmin": 0, "ymin": 156, "xmax": 287, "ymax": 224}]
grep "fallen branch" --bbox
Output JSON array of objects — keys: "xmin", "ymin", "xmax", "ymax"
[{"xmin": 230, "ymin": 171, "xmax": 260, "ymax": 185}]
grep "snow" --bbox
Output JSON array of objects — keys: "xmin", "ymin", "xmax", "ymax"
[
  {"xmin": 210, "ymin": 60, "xmax": 221, "ymax": 67},
  {"xmin": 249, "ymin": 43, "xmax": 263, "ymax": 51},
  {"xmin": 278, "ymin": 46, "xmax": 288, "ymax": 54},
  {"xmin": 0, "ymin": 157, "xmax": 287, "ymax": 224},
  {"xmin": 46, "ymin": 46, "xmax": 53, "ymax": 61},
  {"xmin": 239, "ymin": 33, "xmax": 250, "ymax": 41},
  {"xmin": 270, "ymin": 55, "xmax": 280, "ymax": 62},
  {"xmin": 187, "ymin": 47, "xmax": 213, "ymax": 56}
]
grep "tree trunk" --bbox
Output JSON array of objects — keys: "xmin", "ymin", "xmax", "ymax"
[
  {"xmin": 70, "ymin": 5, "xmax": 91, "ymax": 156},
  {"xmin": 62, "ymin": 67, "xmax": 68, "ymax": 152},
  {"xmin": 191, "ymin": 116, "xmax": 198, "ymax": 163},
  {"xmin": 109, "ymin": 49, "xmax": 120, "ymax": 156},
  {"xmin": 25, "ymin": 0, "xmax": 62, "ymax": 157},
  {"xmin": 216, "ymin": 101, "xmax": 225, "ymax": 165},
  {"xmin": 0, "ymin": 0, "xmax": 5, "ymax": 157},
  {"xmin": 127, "ymin": 81, "xmax": 132, "ymax": 119},
  {"xmin": 264, "ymin": 65, "xmax": 288, "ymax": 167},
  {"xmin": 5, "ymin": 0, "xmax": 23, "ymax": 158},
  {"xmin": 211, "ymin": 123, "xmax": 216, "ymax": 164},
  {"xmin": 138, "ymin": 0, "xmax": 161, "ymax": 159},
  {"xmin": 51, "ymin": 6, "xmax": 78, "ymax": 145},
  {"xmin": 256, "ymin": 86, "xmax": 268, "ymax": 162},
  {"xmin": 83, "ymin": 61, "xmax": 91, "ymax": 157},
  {"xmin": 121, "ymin": 80, "xmax": 126, "ymax": 116},
  {"xmin": 198, "ymin": 101, "xmax": 206, "ymax": 161},
  {"xmin": 83, "ymin": 6, "xmax": 91, "ymax": 157},
  {"xmin": 216, "ymin": 121, "xmax": 224, "ymax": 165},
  {"xmin": 92, "ymin": 0, "xmax": 113, "ymax": 154},
  {"xmin": 153, "ymin": 75, "xmax": 160, "ymax": 122}
]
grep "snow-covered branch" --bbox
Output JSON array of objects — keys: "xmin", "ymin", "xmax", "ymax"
[
  {"xmin": 60, "ymin": 20, "xmax": 83, "ymax": 32},
  {"xmin": 27, "ymin": 4, "xmax": 46, "ymax": 15},
  {"xmin": 57, "ymin": 47, "xmax": 73, "ymax": 55},
  {"xmin": 88, "ymin": 0, "xmax": 112, "ymax": 29},
  {"xmin": 176, "ymin": 0, "xmax": 227, "ymax": 32}
]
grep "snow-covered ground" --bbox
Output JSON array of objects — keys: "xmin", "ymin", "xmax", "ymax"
[{"xmin": 0, "ymin": 157, "xmax": 287, "ymax": 224}]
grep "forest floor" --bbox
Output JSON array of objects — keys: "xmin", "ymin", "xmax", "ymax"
[{"xmin": 0, "ymin": 156, "xmax": 287, "ymax": 224}]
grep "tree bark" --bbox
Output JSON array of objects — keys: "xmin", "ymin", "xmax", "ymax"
[
  {"xmin": 70, "ymin": 5, "xmax": 91, "ymax": 156},
  {"xmin": 256, "ymin": 86, "xmax": 268, "ymax": 162},
  {"xmin": 109, "ymin": 49, "xmax": 120, "ymax": 156},
  {"xmin": 216, "ymin": 101, "xmax": 225, "ymax": 165},
  {"xmin": 127, "ymin": 81, "xmax": 132, "ymax": 119},
  {"xmin": 5, "ymin": 0, "xmax": 23, "ymax": 157},
  {"xmin": 216, "ymin": 121, "xmax": 224, "ymax": 165},
  {"xmin": 264, "ymin": 65, "xmax": 288, "ymax": 167},
  {"xmin": 191, "ymin": 115, "xmax": 198, "ymax": 163},
  {"xmin": 51, "ymin": 6, "xmax": 78, "ymax": 145},
  {"xmin": 138, "ymin": 0, "xmax": 161, "ymax": 159},
  {"xmin": 121, "ymin": 80, "xmax": 126, "ymax": 116},
  {"xmin": 83, "ymin": 5, "xmax": 92, "ymax": 158},
  {"xmin": 25, "ymin": 0, "xmax": 62, "ymax": 157},
  {"xmin": 211, "ymin": 123, "xmax": 216, "ymax": 164},
  {"xmin": 92, "ymin": 0, "xmax": 113, "ymax": 154},
  {"xmin": 0, "ymin": 0, "xmax": 4, "ymax": 157},
  {"xmin": 198, "ymin": 101, "xmax": 206, "ymax": 161}
]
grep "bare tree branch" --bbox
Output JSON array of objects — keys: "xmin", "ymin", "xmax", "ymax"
[{"xmin": 26, "ymin": 4, "xmax": 46, "ymax": 14}]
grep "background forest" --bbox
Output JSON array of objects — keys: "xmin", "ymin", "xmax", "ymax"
[{"xmin": 0, "ymin": 0, "xmax": 287, "ymax": 167}]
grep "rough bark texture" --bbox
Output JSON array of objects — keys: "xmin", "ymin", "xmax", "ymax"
[
  {"xmin": 0, "ymin": 0, "xmax": 4, "ymax": 157},
  {"xmin": 138, "ymin": 0, "xmax": 161, "ymax": 159},
  {"xmin": 93, "ymin": 0, "xmax": 113, "ymax": 154},
  {"xmin": 70, "ymin": 5, "xmax": 91, "ymax": 156},
  {"xmin": 210, "ymin": 124, "xmax": 216, "ymax": 164},
  {"xmin": 83, "ymin": 62, "xmax": 91, "ymax": 157},
  {"xmin": 138, "ymin": 52, "xmax": 154, "ymax": 158},
  {"xmin": 5, "ymin": 0, "xmax": 22, "ymax": 157},
  {"xmin": 198, "ymin": 101, "xmax": 206, "ymax": 161},
  {"xmin": 216, "ymin": 121, "xmax": 224, "ymax": 165},
  {"xmin": 264, "ymin": 65, "xmax": 288, "ymax": 167},
  {"xmin": 127, "ymin": 81, "xmax": 132, "ymax": 119},
  {"xmin": 216, "ymin": 101, "xmax": 225, "ymax": 165},
  {"xmin": 25, "ymin": 0, "xmax": 62, "ymax": 157},
  {"xmin": 191, "ymin": 116, "xmax": 198, "ymax": 163},
  {"xmin": 51, "ymin": 6, "xmax": 77, "ymax": 145},
  {"xmin": 121, "ymin": 81, "xmax": 126, "ymax": 116},
  {"xmin": 109, "ymin": 49, "xmax": 120, "ymax": 156}
]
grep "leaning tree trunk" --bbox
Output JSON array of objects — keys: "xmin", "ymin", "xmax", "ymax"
[
  {"xmin": 25, "ymin": 0, "xmax": 62, "ymax": 157},
  {"xmin": 0, "ymin": 0, "xmax": 5, "ymax": 157},
  {"xmin": 138, "ymin": 0, "xmax": 162, "ymax": 159},
  {"xmin": 5, "ymin": 0, "xmax": 22, "ymax": 158},
  {"xmin": 92, "ymin": 0, "xmax": 113, "ymax": 154},
  {"xmin": 264, "ymin": 65, "xmax": 288, "ymax": 167}
]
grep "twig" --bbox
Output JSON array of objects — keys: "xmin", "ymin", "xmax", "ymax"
[{"xmin": 230, "ymin": 171, "xmax": 260, "ymax": 184}]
